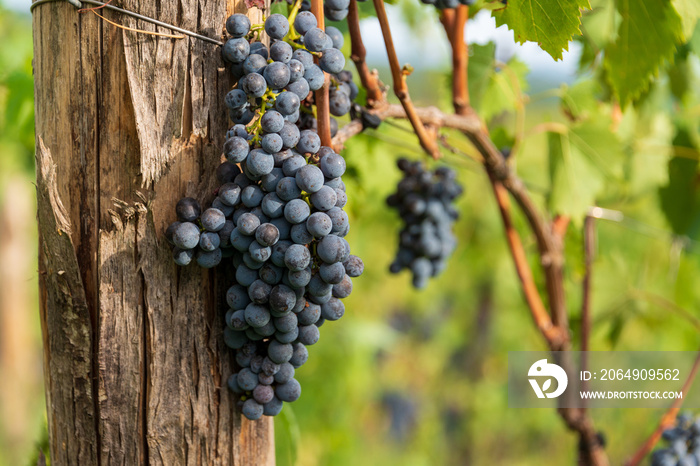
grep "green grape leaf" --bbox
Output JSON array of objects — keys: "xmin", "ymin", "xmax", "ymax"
[
  {"xmin": 480, "ymin": 58, "xmax": 529, "ymax": 122},
  {"xmin": 617, "ymin": 105, "xmax": 674, "ymax": 193},
  {"xmin": 658, "ymin": 128, "xmax": 700, "ymax": 236},
  {"xmin": 467, "ymin": 42, "xmax": 496, "ymax": 115},
  {"xmin": 690, "ymin": 23, "xmax": 700, "ymax": 52},
  {"xmin": 547, "ymin": 120, "xmax": 623, "ymax": 223},
  {"xmin": 493, "ymin": 0, "xmax": 591, "ymax": 61},
  {"xmin": 560, "ymin": 79, "xmax": 602, "ymax": 121},
  {"xmin": 548, "ymin": 131, "xmax": 603, "ymax": 223},
  {"xmin": 604, "ymin": 0, "xmax": 683, "ymax": 107},
  {"xmin": 672, "ymin": 0, "xmax": 700, "ymax": 40}
]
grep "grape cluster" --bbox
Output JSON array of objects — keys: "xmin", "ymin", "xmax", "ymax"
[
  {"xmin": 166, "ymin": 11, "xmax": 364, "ymax": 420},
  {"xmin": 651, "ymin": 413, "xmax": 700, "ymax": 466},
  {"xmin": 386, "ymin": 158, "xmax": 462, "ymax": 288},
  {"xmin": 419, "ymin": 0, "xmax": 473, "ymax": 10}
]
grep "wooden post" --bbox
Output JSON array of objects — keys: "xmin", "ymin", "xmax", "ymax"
[{"xmin": 32, "ymin": 0, "xmax": 274, "ymax": 464}]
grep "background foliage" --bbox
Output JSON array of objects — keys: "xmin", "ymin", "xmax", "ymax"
[{"xmin": 1, "ymin": 0, "xmax": 700, "ymax": 464}]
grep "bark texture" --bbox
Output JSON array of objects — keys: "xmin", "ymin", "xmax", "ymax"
[{"xmin": 32, "ymin": 1, "xmax": 274, "ymax": 464}]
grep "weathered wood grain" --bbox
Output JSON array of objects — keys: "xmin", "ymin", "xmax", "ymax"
[{"xmin": 33, "ymin": 0, "xmax": 275, "ymax": 464}]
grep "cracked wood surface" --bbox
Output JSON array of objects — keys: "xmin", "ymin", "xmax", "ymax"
[{"xmin": 33, "ymin": 0, "xmax": 274, "ymax": 464}]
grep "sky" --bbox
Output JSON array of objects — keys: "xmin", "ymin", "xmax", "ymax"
[{"xmin": 6, "ymin": 0, "xmax": 580, "ymax": 87}]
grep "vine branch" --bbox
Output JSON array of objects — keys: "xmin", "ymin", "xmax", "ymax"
[
  {"xmin": 347, "ymin": 0, "xmax": 383, "ymax": 107},
  {"xmin": 371, "ymin": 0, "xmax": 440, "ymax": 158},
  {"xmin": 581, "ymin": 215, "xmax": 595, "ymax": 412},
  {"xmin": 451, "ymin": 5, "xmax": 469, "ymax": 115}
]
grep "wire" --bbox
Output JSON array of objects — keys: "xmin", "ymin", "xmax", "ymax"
[{"xmin": 30, "ymin": 0, "xmax": 224, "ymax": 46}]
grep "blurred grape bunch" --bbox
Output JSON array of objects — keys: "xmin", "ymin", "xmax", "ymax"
[{"xmin": 651, "ymin": 413, "xmax": 700, "ymax": 465}]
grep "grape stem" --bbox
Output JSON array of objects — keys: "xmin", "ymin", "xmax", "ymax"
[
  {"xmin": 286, "ymin": 0, "xmax": 304, "ymax": 40},
  {"xmin": 371, "ymin": 0, "xmax": 440, "ymax": 159}
]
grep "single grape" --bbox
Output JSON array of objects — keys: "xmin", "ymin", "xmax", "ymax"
[
  {"xmin": 199, "ymin": 231, "xmax": 221, "ymax": 251},
  {"xmin": 325, "ymin": 26, "xmax": 344, "ymax": 49},
  {"xmin": 268, "ymin": 340, "xmax": 293, "ymax": 364},
  {"xmin": 243, "ymin": 53, "xmax": 268, "ymax": 75},
  {"xmin": 226, "ymin": 14, "xmax": 251, "ymax": 37},
  {"xmin": 245, "ymin": 303, "xmax": 271, "ymax": 328},
  {"xmin": 304, "ymin": 64, "xmax": 325, "ymax": 91},
  {"xmin": 248, "ymin": 241, "xmax": 272, "ymax": 263},
  {"xmin": 242, "ymin": 399, "xmax": 264, "ymax": 420},
  {"xmin": 294, "ymin": 11, "xmax": 317, "ymax": 35},
  {"xmin": 304, "ymin": 28, "xmax": 328, "ymax": 52},
  {"xmin": 286, "ymin": 78, "xmax": 310, "ymax": 100},
  {"xmin": 269, "ymin": 284, "xmax": 297, "ymax": 313},
  {"xmin": 241, "ymin": 72, "xmax": 267, "ymax": 98},
  {"xmin": 261, "ymin": 110, "xmax": 285, "ymax": 133},
  {"xmin": 165, "ymin": 221, "xmax": 182, "ymax": 245},
  {"xmin": 250, "ymin": 41, "xmax": 269, "ymax": 59},
  {"xmin": 284, "ymin": 244, "xmax": 311, "ymax": 271},
  {"xmin": 246, "ymin": 149, "xmax": 275, "ymax": 176},
  {"xmin": 319, "ymin": 48, "xmax": 345, "ymax": 74},
  {"xmin": 296, "ymin": 130, "xmax": 321, "ymax": 155},
  {"xmin": 264, "ymin": 61, "xmax": 291, "ymax": 90},
  {"xmin": 329, "ymin": 91, "xmax": 351, "ymax": 116},
  {"xmin": 176, "ymin": 197, "xmax": 201, "ymax": 222},
  {"xmin": 219, "ymin": 183, "xmax": 242, "ymax": 206},
  {"xmin": 284, "ymin": 199, "xmax": 311, "ymax": 224},
  {"xmin": 263, "ymin": 396, "xmax": 284, "ymax": 416},
  {"xmin": 262, "ymin": 133, "xmax": 284, "ymax": 154},
  {"xmin": 306, "ymin": 212, "xmax": 333, "ymax": 238},
  {"xmin": 265, "ymin": 14, "xmax": 290, "ymax": 40},
  {"xmin": 297, "ymin": 302, "xmax": 321, "ymax": 325},
  {"xmin": 324, "ymin": 6, "xmax": 348, "ymax": 21},
  {"xmin": 343, "ymin": 255, "xmax": 364, "ymax": 277},
  {"xmin": 222, "ymin": 38, "xmax": 250, "ymax": 63},
  {"xmin": 270, "ymin": 41, "xmax": 293, "ymax": 63},
  {"xmin": 333, "ymin": 274, "xmax": 353, "ymax": 298},
  {"xmin": 279, "ymin": 121, "xmax": 301, "ymax": 148},
  {"xmin": 309, "ymin": 186, "xmax": 337, "ymax": 211},
  {"xmin": 291, "ymin": 223, "xmax": 314, "ymax": 244},
  {"xmin": 321, "ymin": 297, "xmax": 345, "ymax": 321},
  {"xmin": 173, "ymin": 222, "xmax": 200, "ymax": 250},
  {"xmin": 275, "ymin": 378, "xmax": 301, "ymax": 402},
  {"xmin": 319, "ymin": 261, "xmax": 345, "ymax": 284},
  {"xmin": 261, "ymin": 192, "xmax": 285, "ymax": 219},
  {"xmin": 225, "ymin": 89, "xmax": 248, "ymax": 110},
  {"xmin": 297, "ymin": 324, "xmax": 320, "ymax": 345},
  {"xmin": 275, "ymin": 91, "xmax": 301, "ymax": 116},
  {"xmin": 223, "ymin": 327, "xmax": 248, "ymax": 349},
  {"xmin": 256, "ymin": 222, "xmax": 280, "ymax": 247},
  {"xmin": 288, "ymin": 59, "xmax": 305, "ymax": 82},
  {"xmin": 172, "ymin": 247, "xmax": 195, "ymax": 266}
]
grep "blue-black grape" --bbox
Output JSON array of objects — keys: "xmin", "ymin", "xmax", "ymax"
[
  {"xmin": 226, "ymin": 14, "xmax": 251, "ymax": 38},
  {"xmin": 264, "ymin": 14, "xmax": 290, "ymax": 40},
  {"xmin": 293, "ymin": 11, "xmax": 317, "ymax": 35}
]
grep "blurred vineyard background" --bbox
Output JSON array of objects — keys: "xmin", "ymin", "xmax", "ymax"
[{"xmin": 2, "ymin": 0, "xmax": 700, "ymax": 464}]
